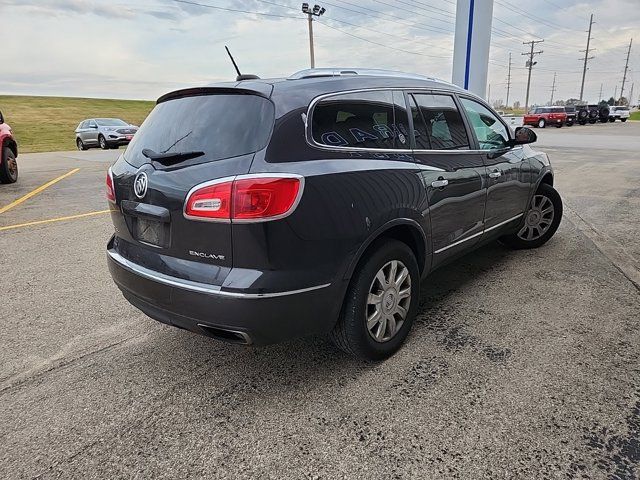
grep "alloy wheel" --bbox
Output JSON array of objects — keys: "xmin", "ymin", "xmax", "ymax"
[
  {"xmin": 7, "ymin": 155, "xmax": 17, "ymax": 180},
  {"xmin": 366, "ymin": 260, "xmax": 412, "ymax": 343},
  {"xmin": 518, "ymin": 194, "xmax": 555, "ymax": 241}
]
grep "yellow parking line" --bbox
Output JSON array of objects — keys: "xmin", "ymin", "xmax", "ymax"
[
  {"xmin": 0, "ymin": 210, "xmax": 110, "ymax": 232},
  {"xmin": 0, "ymin": 168, "xmax": 81, "ymax": 214}
]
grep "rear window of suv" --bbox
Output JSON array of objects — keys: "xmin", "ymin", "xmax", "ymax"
[{"xmin": 124, "ymin": 93, "xmax": 275, "ymax": 168}]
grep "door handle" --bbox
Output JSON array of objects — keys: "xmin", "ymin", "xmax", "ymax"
[
  {"xmin": 488, "ymin": 170, "xmax": 502, "ymax": 179},
  {"xmin": 431, "ymin": 179, "xmax": 449, "ymax": 188}
]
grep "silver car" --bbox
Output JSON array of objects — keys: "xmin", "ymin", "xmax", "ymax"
[{"xmin": 75, "ymin": 118, "xmax": 139, "ymax": 150}]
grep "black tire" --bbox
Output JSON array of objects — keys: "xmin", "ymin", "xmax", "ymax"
[
  {"xmin": 588, "ymin": 119, "xmax": 597, "ymax": 124},
  {"xmin": 621, "ymin": 118, "xmax": 627, "ymax": 122},
  {"xmin": 98, "ymin": 134, "xmax": 109, "ymax": 150},
  {"xmin": 0, "ymin": 146, "xmax": 18, "ymax": 184},
  {"xmin": 599, "ymin": 106, "xmax": 610, "ymax": 119},
  {"xmin": 609, "ymin": 117, "xmax": 616, "ymax": 122},
  {"xmin": 577, "ymin": 108, "xmax": 589, "ymax": 122},
  {"xmin": 566, "ymin": 120, "xmax": 574, "ymax": 126},
  {"xmin": 76, "ymin": 137, "xmax": 86, "ymax": 151},
  {"xmin": 600, "ymin": 118, "xmax": 608, "ymax": 123},
  {"xmin": 330, "ymin": 239, "xmax": 420, "ymax": 361},
  {"xmin": 555, "ymin": 122, "xmax": 563, "ymax": 128},
  {"xmin": 538, "ymin": 118, "xmax": 546, "ymax": 128},
  {"xmin": 500, "ymin": 183, "xmax": 562, "ymax": 250}
]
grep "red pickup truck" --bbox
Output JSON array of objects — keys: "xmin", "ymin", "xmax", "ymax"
[
  {"xmin": 0, "ymin": 109, "xmax": 18, "ymax": 183},
  {"xmin": 523, "ymin": 106, "xmax": 567, "ymax": 128}
]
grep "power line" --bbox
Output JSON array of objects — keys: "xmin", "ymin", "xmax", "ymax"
[
  {"xmin": 170, "ymin": 0, "xmax": 297, "ymax": 19},
  {"xmin": 314, "ymin": 19, "xmax": 446, "ymax": 58}
]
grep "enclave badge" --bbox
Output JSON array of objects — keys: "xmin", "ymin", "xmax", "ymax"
[{"xmin": 133, "ymin": 172, "xmax": 148, "ymax": 199}]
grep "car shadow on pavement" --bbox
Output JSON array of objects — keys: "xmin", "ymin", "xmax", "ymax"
[{"xmin": 139, "ymin": 241, "xmax": 516, "ymax": 398}]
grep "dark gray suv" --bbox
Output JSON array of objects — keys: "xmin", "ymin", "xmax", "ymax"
[{"xmin": 106, "ymin": 68, "xmax": 562, "ymax": 360}]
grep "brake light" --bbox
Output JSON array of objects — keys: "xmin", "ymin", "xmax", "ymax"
[
  {"xmin": 106, "ymin": 168, "xmax": 116, "ymax": 203},
  {"xmin": 233, "ymin": 177, "xmax": 301, "ymax": 220},
  {"xmin": 184, "ymin": 175, "xmax": 303, "ymax": 222}
]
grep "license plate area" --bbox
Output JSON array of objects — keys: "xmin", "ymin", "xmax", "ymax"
[{"xmin": 132, "ymin": 217, "xmax": 170, "ymax": 248}]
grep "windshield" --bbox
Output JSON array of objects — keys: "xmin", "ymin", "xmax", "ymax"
[
  {"xmin": 615, "ymin": 106, "xmax": 629, "ymax": 111},
  {"xmin": 124, "ymin": 94, "xmax": 274, "ymax": 169},
  {"xmin": 96, "ymin": 118, "xmax": 129, "ymax": 126}
]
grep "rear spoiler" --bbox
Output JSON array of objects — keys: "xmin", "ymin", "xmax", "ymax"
[{"xmin": 157, "ymin": 84, "xmax": 273, "ymax": 104}]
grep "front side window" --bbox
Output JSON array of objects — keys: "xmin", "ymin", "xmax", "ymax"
[
  {"xmin": 411, "ymin": 94, "xmax": 470, "ymax": 150},
  {"xmin": 311, "ymin": 90, "xmax": 409, "ymax": 150},
  {"xmin": 460, "ymin": 98, "xmax": 510, "ymax": 150}
]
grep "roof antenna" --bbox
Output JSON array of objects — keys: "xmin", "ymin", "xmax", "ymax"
[{"xmin": 225, "ymin": 46, "xmax": 260, "ymax": 82}]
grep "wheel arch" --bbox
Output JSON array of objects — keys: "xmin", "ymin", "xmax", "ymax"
[
  {"xmin": 2, "ymin": 137, "xmax": 18, "ymax": 158},
  {"xmin": 343, "ymin": 218, "xmax": 429, "ymax": 282},
  {"xmin": 538, "ymin": 171, "xmax": 554, "ymax": 188}
]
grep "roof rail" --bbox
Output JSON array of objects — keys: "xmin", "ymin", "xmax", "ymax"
[{"xmin": 288, "ymin": 68, "xmax": 450, "ymax": 84}]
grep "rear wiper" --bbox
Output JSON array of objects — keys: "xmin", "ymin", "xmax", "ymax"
[{"xmin": 142, "ymin": 148, "xmax": 205, "ymax": 165}]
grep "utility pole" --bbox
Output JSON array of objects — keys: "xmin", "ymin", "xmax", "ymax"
[
  {"xmin": 598, "ymin": 83, "xmax": 603, "ymax": 102},
  {"xmin": 579, "ymin": 14, "xmax": 595, "ymax": 102},
  {"xmin": 506, "ymin": 52, "xmax": 512, "ymax": 107},
  {"xmin": 301, "ymin": 3, "xmax": 326, "ymax": 69},
  {"xmin": 614, "ymin": 84, "xmax": 618, "ymax": 103},
  {"xmin": 628, "ymin": 83, "xmax": 634, "ymax": 107},
  {"xmin": 522, "ymin": 40, "xmax": 544, "ymax": 111},
  {"xmin": 550, "ymin": 72, "xmax": 557, "ymax": 105},
  {"xmin": 620, "ymin": 38, "xmax": 633, "ymax": 104},
  {"xmin": 487, "ymin": 83, "xmax": 491, "ymax": 103}
]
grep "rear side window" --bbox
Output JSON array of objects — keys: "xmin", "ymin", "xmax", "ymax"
[
  {"xmin": 125, "ymin": 94, "xmax": 275, "ymax": 169},
  {"xmin": 410, "ymin": 94, "xmax": 470, "ymax": 150},
  {"xmin": 311, "ymin": 90, "xmax": 409, "ymax": 150}
]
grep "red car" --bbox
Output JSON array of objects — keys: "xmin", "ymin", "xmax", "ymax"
[
  {"xmin": 523, "ymin": 106, "xmax": 566, "ymax": 128},
  {"xmin": 0, "ymin": 109, "xmax": 18, "ymax": 183}
]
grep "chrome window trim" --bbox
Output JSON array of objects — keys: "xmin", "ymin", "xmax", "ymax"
[
  {"xmin": 108, "ymin": 249, "xmax": 330, "ymax": 298},
  {"xmin": 434, "ymin": 213, "xmax": 524, "ymax": 254},
  {"xmin": 182, "ymin": 173, "xmax": 305, "ymax": 224},
  {"xmin": 305, "ymin": 87, "xmax": 514, "ymax": 156},
  {"xmin": 305, "ymin": 87, "xmax": 462, "ymax": 155}
]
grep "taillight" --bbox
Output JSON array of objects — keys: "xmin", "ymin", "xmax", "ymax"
[
  {"xmin": 233, "ymin": 177, "xmax": 301, "ymax": 221},
  {"xmin": 106, "ymin": 167, "xmax": 116, "ymax": 203},
  {"xmin": 184, "ymin": 175, "xmax": 303, "ymax": 222}
]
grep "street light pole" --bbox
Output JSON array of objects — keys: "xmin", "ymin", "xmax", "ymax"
[{"xmin": 301, "ymin": 3, "xmax": 326, "ymax": 69}]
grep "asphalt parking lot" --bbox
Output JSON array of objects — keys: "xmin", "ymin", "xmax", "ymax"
[{"xmin": 1, "ymin": 122, "xmax": 639, "ymax": 479}]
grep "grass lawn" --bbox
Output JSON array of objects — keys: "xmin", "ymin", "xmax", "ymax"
[
  {"xmin": 630, "ymin": 111, "xmax": 640, "ymax": 121},
  {"xmin": 0, "ymin": 95, "xmax": 154, "ymax": 153}
]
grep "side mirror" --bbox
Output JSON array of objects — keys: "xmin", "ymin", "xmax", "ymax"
[
  {"xmin": 512, "ymin": 126, "xmax": 537, "ymax": 145},
  {"xmin": 0, "ymin": 111, "xmax": 4, "ymax": 124}
]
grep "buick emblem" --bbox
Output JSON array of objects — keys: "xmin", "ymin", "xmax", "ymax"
[{"xmin": 133, "ymin": 172, "xmax": 148, "ymax": 199}]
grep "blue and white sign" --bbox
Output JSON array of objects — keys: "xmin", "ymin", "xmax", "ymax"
[{"xmin": 452, "ymin": 0, "xmax": 494, "ymax": 99}]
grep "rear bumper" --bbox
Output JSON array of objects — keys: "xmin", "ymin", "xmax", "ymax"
[{"xmin": 107, "ymin": 243, "xmax": 345, "ymax": 345}]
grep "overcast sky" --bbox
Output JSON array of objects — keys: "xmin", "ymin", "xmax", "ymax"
[{"xmin": 1, "ymin": 0, "xmax": 639, "ymax": 106}]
